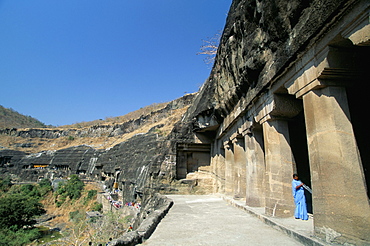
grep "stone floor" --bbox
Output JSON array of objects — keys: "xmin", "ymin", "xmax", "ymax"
[{"xmin": 139, "ymin": 195, "xmax": 324, "ymax": 246}]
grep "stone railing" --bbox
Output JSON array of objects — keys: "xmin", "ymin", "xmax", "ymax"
[{"xmin": 110, "ymin": 193, "xmax": 173, "ymax": 246}]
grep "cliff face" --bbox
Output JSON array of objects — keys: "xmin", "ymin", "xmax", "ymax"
[
  {"xmin": 0, "ymin": 94, "xmax": 196, "ymax": 197},
  {"xmin": 0, "ymin": 94, "xmax": 195, "ymax": 153},
  {"xmin": 182, "ymin": 0, "xmax": 370, "ymax": 245},
  {"xmin": 184, "ymin": 0, "xmax": 354, "ymax": 128}
]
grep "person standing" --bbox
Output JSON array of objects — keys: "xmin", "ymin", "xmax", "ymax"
[{"xmin": 292, "ymin": 174, "xmax": 308, "ymax": 220}]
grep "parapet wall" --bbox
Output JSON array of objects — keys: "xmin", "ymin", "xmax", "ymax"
[{"xmin": 110, "ymin": 193, "xmax": 173, "ymax": 246}]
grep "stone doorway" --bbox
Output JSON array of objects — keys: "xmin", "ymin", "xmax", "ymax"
[
  {"xmin": 346, "ymin": 67, "xmax": 370, "ymax": 199},
  {"xmin": 176, "ymin": 143, "xmax": 211, "ymax": 179},
  {"xmin": 289, "ymin": 110, "xmax": 312, "ymax": 214}
]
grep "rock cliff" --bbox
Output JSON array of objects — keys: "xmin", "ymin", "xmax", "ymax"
[
  {"xmin": 0, "ymin": 93, "xmax": 196, "ymax": 198},
  {"xmin": 184, "ymin": 0, "xmax": 355, "ymax": 129}
]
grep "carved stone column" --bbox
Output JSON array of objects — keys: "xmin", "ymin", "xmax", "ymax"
[
  {"xmin": 244, "ymin": 127, "xmax": 266, "ymax": 207},
  {"xmin": 232, "ymin": 135, "xmax": 247, "ymax": 199},
  {"xmin": 223, "ymin": 141, "xmax": 234, "ymax": 196},
  {"xmin": 262, "ymin": 118, "xmax": 295, "ymax": 217},
  {"xmin": 213, "ymin": 141, "xmax": 225, "ymax": 193},
  {"xmin": 253, "ymin": 93, "xmax": 301, "ymax": 216},
  {"xmin": 302, "ymin": 84, "xmax": 370, "ymax": 242}
]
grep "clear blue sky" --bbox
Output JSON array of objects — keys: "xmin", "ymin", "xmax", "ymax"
[{"xmin": 0, "ymin": 0, "xmax": 231, "ymax": 126}]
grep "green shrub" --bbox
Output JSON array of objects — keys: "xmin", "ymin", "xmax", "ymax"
[
  {"xmin": 38, "ymin": 178, "xmax": 52, "ymax": 196},
  {"xmin": 69, "ymin": 210, "xmax": 85, "ymax": 223},
  {"xmin": 84, "ymin": 189, "xmax": 98, "ymax": 205},
  {"xmin": 0, "ymin": 176, "xmax": 12, "ymax": 192},
  {"xmin": 55, "ymin": 175, "xmax": 84, "ymax": 206},
  {"xmin": 91, "ymin": 202, "xmax": 103, "ymax": 212},
  {"xmin": 64, "ymin": 175, "xmax": 84, "ymax": 200},
  {"xmin": 87, "ymin": 190, "xmax": 97, "ymax": 200},
  {"xmin": 0, "ymin": 227, "xmax": 41, "ymax": 246}
]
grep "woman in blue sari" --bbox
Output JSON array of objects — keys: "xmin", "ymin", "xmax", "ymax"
[{"xmin": 292, "ymin": 174, "xmax": 308, "ymax": 220}]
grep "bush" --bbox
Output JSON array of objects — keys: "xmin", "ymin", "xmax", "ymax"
[
  {"xmin": 87, "ymin": 190, "xmax": 97, "ymax": 200},
  {"xmin": 8, "ymin": 182, "xmax": 51, "ymax": 200},
  {"xmin": 0, "ymin": 181, "xmax": 51, "ymax": 245},
  {"xmin": 69, "ymin": 210, "xmax": 85, "ymax": 223},
  {"xmin": 64, "ymin": 175, "xmax": 84, "ymax": 200},
  {"xmin": 91, "ymin": 202, "xmax": 103, "ymax": 212},
  {"xmin": 56, "ymin": 175, "xmax": 84, "ymax": 206},
  {"xmin": 0, "ymin": 176, "xmax": 12, "ymax": 192},
  {"xmin": 20, "ymin": 183, "xmax": 41, "ymax": 198},
  {"xmin": 84, "ymin": 189, "xmax": 98, "ymax": 205},
  {"xmin": 38, "ymin": 178, "xmax": 52, "ymax": 196},
  {"xmin": 0, "ymin": 227, "xmax": 41, "ymax": 246}
]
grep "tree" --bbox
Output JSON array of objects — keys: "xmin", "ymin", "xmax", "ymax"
[
  {"xmin": 197, "ymin": 31, "xmax": 221, "ymax": 65},
  {"xmin": 0, "ymin": 193, "xmax": 45, "ymax": 230}
]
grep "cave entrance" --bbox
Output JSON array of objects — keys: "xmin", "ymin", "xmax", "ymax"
[
  {"xmin": 289, "ymin": 110, "xmax": 312, "ymax": 214},
  {"xmin": 0, "ymin": 156, "xmax": 12, "ymax": 167},
  {"xmin": 346, "ymin": 71, "xmax": 370, "ymax": 199},
  {"xmin": 176, "ymin": 143, "xmax": 211, "ymax": 179}
]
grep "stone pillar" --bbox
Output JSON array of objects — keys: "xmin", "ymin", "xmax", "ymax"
[
  {"xmin": 232, "ymin": 135, "xmax": 247, "ymax": 199},
  {"xmin": 262, "ymin": 118, "xmax": 295, "ymax": 217},
  {"xmin": 303, "ymin": 85, "xmax": 370, "ymax": 242},
  {"xmin": 223, "ymin": 141, "xmax": 234, "ymax": 196},
  {"xmin": 176, "ymin": 152, "xmax": 187, "ymax": 179},
  {"xmin": 212, "ymin": 140, "xmax": 225, "ymax": 193},
  {"xmin": 244, "ymin": 127, "xmax": 266, "ymax": 207}
]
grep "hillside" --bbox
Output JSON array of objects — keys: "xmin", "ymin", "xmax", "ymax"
[
  {"xmin": 0, "ymin": 105, "xmax": 49, "ymax": 129},
  {"xmin": 0, "ymin": 93, "xmax": 196, "ymax": 153}
]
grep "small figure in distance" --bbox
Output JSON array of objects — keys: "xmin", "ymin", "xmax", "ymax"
[{"xmin": 292, "ymin": 174, "xmax": 308, "ymax": 220}]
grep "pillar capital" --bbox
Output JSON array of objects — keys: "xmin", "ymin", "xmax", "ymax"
[
  {"xmin": 254, "ymin": 94, "xmax": 302, "ymax": 124},
  {"xmin": 285, "ymin": 41, "xmax": 365, "ymax": 99},
  {"xmin": 290, "ymin": 68, "xmax": 362, "ymax": 98},
  {"xmin": 223, "ymin": 140, "xmax": 232, "ymax": 150},
  {"xmin": 231, "ymin": 132, "xmax": 244, "ymax": 143},
  {"xmin": 239, "ymin": 119, "xmax": 253, "ymax": 137}
]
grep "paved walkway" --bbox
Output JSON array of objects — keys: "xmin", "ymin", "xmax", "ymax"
[{"xmin": 140, "ymin": 195, "xmax": 319, "ymax": 246}]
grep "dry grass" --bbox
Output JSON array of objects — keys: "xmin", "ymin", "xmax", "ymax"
[
  {"xmin": 40, "ymin": 183, "xmax": 102, "ymax": 230},
  {"xmin": 0, "ymin": 106, "xmax": 189, "ymax": 153}
]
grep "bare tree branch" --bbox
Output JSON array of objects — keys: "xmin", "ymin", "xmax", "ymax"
[{"xmin": 197, "ymin": 31, "xmax": 221, "ymax": 65}]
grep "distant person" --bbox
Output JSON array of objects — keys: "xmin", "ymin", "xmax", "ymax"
[{"xmin": 292, "ymin": 174, "xmax": 308, "ymax": 220}]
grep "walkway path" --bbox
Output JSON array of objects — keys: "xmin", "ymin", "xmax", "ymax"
[{"xmin": 139, "ymin": 195, "xmax": 310, "ymax": 246}]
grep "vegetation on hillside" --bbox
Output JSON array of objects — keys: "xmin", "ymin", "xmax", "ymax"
[
  {"xmin": 0, "ymin": 174, "xmax": 134, "ymax": 245},
  {"xmin": 0, "ymin": 105, "xmax": 50, "ymax": 129},
  {"xmin": 0, "ymin": 176, "xmax": 49, "ymax": 246},
  {"xmin": 48, "ymin": 175, "xmax": 131, "ymax": 245},
  {"xmin": 54, "ymin": 174, "xmax": 85, "ymax": 207}
]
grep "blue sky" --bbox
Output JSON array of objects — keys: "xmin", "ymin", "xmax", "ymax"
[{"xmin": 0, "ymin": 0, "xmax": 231, "ymax": 126}]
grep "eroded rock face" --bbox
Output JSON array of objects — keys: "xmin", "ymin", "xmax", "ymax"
[
  {"xmin": 181, "ymin": 0, "xmax": 370, "ymax": 245},
  {"xmin": 0, "ymin": 94, "xmax": 196, "ymax": 196},
  {"xmin": 185, "ymin": 0, "xmax": 351, "ymax": 128}
]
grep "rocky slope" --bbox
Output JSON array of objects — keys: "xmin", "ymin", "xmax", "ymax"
[
  {"xmin": 0, "ymin": 94, "xmax": 196, "ymax": 196},
  {"xmin": 0, "ymin": 93, "xmax": 195, "ymax": 153}
]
